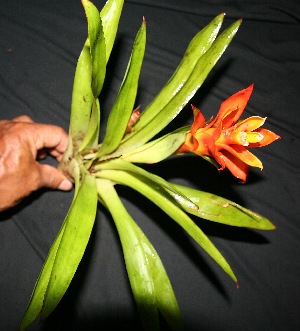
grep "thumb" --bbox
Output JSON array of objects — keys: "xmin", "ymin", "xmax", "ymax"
[{"xmin": 38, "ymin": 164, "xmax": 73, "ymax": 191}]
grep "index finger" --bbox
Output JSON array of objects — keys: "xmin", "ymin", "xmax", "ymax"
[{"xmin": 31, "ymin": 123, "xmax": 69, "ymax": 158}]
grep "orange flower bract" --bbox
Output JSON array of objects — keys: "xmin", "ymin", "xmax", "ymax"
[{"xmin": 178, "ymin": 84, "xmax": 280, "ymax": 181}]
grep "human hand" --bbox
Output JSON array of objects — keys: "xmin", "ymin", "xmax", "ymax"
[{"xmin": 0, "ymin": 116, "xmax": 73, "ymax": 211}]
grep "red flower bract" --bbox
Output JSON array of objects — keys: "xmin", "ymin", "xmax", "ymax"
[{"xmin": 178, "ymin": 84, "xmax": 281, "ymax": 181}]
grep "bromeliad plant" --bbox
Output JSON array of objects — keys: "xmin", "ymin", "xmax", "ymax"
[{"xmin": 20, "ymin": 0, "xmax": 280, "ymax": 330}]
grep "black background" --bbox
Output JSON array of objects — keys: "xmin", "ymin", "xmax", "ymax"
[{"xmin": 1, "ymin": 0, "xmax": 299, "ymax": 330}]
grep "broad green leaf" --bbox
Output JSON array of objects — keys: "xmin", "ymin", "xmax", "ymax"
[
  {"xmin": 100, "ymin": 0, "xmax": 124, "ymax": 62},
  {"xmin": 97, "ymin": 19, "xmax": 146, "ymax": 157},
  {"xmin": 69, "ymin": 44, "xmax": 94, "ymax": 149},
  {"xmin": 169, "ymin": 183, "xmax": 276, "ymax": 230},
  {"xmin": 20, "ymin": 165, "xmax": 81, "ymax": 331},
  {"xmin": 65, "ymin": 0, "xmax": 123, "ymax": 157},
  {"xmin": 97, "ymin": 179, "xmax": 182, "ymax": 331},
  {"xmin": 82, "ymin": 0, "xmax": 106, "ymax": 97},
  {"xmin": 78, "ymin": 98, "xmax": 100, "ymax": 152},
  {"xmin": 116, "ymin": 19, "xmax": 242, "ymax": 155},
  {"xmin": 121, "ymin": 130, "xmax": 186, "ymax": 163},
  {"xmin": 97, "ymin": 169, "xmax": 237, "ymax": 283},
  {"xmin": 19, "ymin": 225, "xmax": 65, "ymax": 331},
  {"xmin": 132, "ymin": 13, "xmax": 225, "ymax": 131},
  {"xmin": 93, "ymin": 158, "xmax": 199, "ymax": 213},
  {"xmin": 41, "ymin": 172, "xmax": 98, "ymax": 319}
]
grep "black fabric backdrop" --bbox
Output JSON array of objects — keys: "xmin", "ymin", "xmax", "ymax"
[{"xmin": 1, "ymin": 0, "xmax": 299, "ymax": 330}]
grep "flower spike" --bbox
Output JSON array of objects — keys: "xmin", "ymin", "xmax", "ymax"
[{"xmin": 178, "ymin": 85, "xmax": 281, "ymax": 181}]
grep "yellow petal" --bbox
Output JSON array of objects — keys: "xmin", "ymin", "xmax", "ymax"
[
  {"xmin": 217, "ymin": 144, "xmax": 263, "ymax": 169},
  {"xmin": 236, "ymin": 116, "xmax": 266, "ymax": 132},
  {"xmin": 235, "ymin": 131, "xmax": 264, "ymax": 145},
  {"xmin": 248, "ymin": 128, "xmax": 281, "ymax": 147}
]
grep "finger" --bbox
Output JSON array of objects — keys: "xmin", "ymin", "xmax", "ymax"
[
  {"xmin": 12, "ymin": 115, "xmax": 34, "ymax": 123},
  {"xmin": 37, "ymin": 163, "xmax": 73, "ymax": 191},
  {"xmin": 47, "ymin": 146, "xmax": 67, "ymax": 161},
  {"xmin": 32, "ymin": 124, "xmax": 69, "ymax": 158}
]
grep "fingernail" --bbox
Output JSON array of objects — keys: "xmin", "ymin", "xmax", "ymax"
[{"xmin": 58, "ymin": 179, "xmax": 73, "ymax": 191}]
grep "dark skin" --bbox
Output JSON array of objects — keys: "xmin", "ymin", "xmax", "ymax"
[{"xmin": 0, "ymin": 116, "xmax": 73, "ymax": 211}]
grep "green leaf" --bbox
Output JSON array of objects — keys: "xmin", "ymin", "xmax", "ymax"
[
  {"xmin": 117, "ymin": 18, "xmax": 242, "ymax": 155},
  {"xmin": 19, "ymin": 224, "xmax": 66, "ymax": 331},
  {"xmin": 100, "ymin": 0, "xmax": 124, "ymax": 62},
  {"xmin": 69, "ymin": 44, "xmax": 94, "ymax": 150},
  {"xmin": 82, "ymin": 0, "xmax": 106, "ymax": 97},
  {"xmin": 169, "ymin": 183, "xmax": 276, "ymax": 230},
  {"xmin": 97, "ymin": 169, "xmax": 237, "ymax": 284},
  {"xmin": 64, "ymin": 0, "xmax": 123, "ymax": 159},
  {"xmin": 41, "ymin": 172, "xmax": 98, "ymax": 319},
  {"xmin": 121, "ymin": 130, "xmax": 186, "ymax": 163},
  {"xmin": 93, "ymin": 158, "xmax": 199, "ymax": 213},
  {"xmin": 78, "ymin": 98, "xmax": 100, "ymax": 152},
  {"xmin": 20, "ymin": 161, "xmax": 82, "ymax": 331},
  {"xmin": 97, "ymin": 19, "xmax": 146, "ymax": 157},
  {"xmin": 132, "ymin": 13, "xmax": 224, "ymax": 131},
  {"xmin": 97, "ymin": 179, "xmax": 183, "ymax": 331}
]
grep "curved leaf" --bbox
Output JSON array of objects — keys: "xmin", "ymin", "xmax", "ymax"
[
  {"xmin": 41, "ymin": 172, "xmax": 98, "ymax": 319},
  {"xmin": 82, "ymin": 0, "xmax": 106, "ymax": 97},
  {"xmin": 100, "ymin": 0, "xmax": 124, "ymax": 62},
  {"xmin": 117, "ymin": 19, "xmax": 242, "ymax": 155},
  {"xmin": 121, "ymin": 130, "xmax": 186, "ymax": 163},
  {"xmin": 93, "ymin": 158, "xmax": 199, "ymax": 213},
  {"xmin": 97, "ymin": 169, "xmax": 237, "ymax": 284},
  {"xmin": 78, "ymin": 98, "xmax": 100, "ymax": 152},
  {"xmin": 132, "ymin": 13, "xmax": 224, "ymax": 131},
  {"xmin": 97, "ymin": 179, "xmax": 182, "ymax": 331},
  {"xmin": 69, "ymin": 44, "xmax": 94, "ymax": 149},
  {"xmin": 97, "ymin": 18, "xmax": 146, "ymax": 157},
  {"xmin": 64, "ymin": 0, "xmax": 123, "ymax": 159},
  {"xmin": 169, "ymin": 183, "xmax": 276, "ymax": 230},
  {"xmin": 19, "ymin": 225, "xmax": 66, "ymax": 331},
  {"xmin": 20, "ymin": 164, "xmax": 81, "ymax": 331}
]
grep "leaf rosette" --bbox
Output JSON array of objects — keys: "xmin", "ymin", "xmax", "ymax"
[{"xmin": 20, "ymin": 1, "xmax": 279, "ymax": 330}]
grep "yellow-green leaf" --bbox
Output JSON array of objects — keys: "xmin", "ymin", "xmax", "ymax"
[
  {"xmin": 170, "ymin": 183, "xmax": 276, "ymax": 230},
  {"xmin": 100, "ymin": 0, "xmax": 124, "ymax": 62},
  {"xmin": 97, "ymin": 179, "xmax": 182, "ymax": 331},
  {"xmin": 78, "ymin": 98, "xmax": 100, "ymax": 152},
  {"xmin": 97, "ymin": 19, "xmax": 146, "ymax": 157},
  {"xmin": 132, "ymin": 13, "xmax": 224, "ymax": 131},
  {"xmin": 117, "ymin": 18, "xmax": 241, "ymax": 155},
  {"xmin": 20, "ymin": 163, "xmax": 81, "ymax": 331},
  {"xmin": 93, "ymin": 158, "xmax": 199, "ymax": 213},
  {"xmin": 82, "ymin": 0, "xmax": 106, "ymax": 97},
  {"xmin": 121, "ymin": 130, "xmax": 186, "ymax": 163},
  {"xmin": 41, "ymin": 172, "xmax": 98, "ymax": 319},
  {"xmin": 97, "ymin": 169, "xmax": 237, "ymax": 284},
  {"xmin": 69, "ymin": 44, "xmax": 94, "ymax": 149},
  {"xmin": 19, "ymin": 224, "xmax": 66, "ymax": 331}
]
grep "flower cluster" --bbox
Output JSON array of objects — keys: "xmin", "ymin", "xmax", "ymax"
[{"xmin": 178, "ymin": 84, "xmax": 280, "ymax": 181}]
